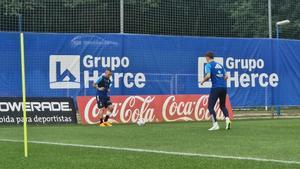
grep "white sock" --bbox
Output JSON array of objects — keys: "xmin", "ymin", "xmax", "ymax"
[{"xmin": 211, "ymin": 115, "xmax": 216, "ymax": 123}]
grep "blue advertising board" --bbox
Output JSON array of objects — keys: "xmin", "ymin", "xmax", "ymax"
[{"xmin": 0, "ymin": 32, "xmax": 299, "ymax": 107}]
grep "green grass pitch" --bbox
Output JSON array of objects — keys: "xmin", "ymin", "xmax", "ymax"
[{"xmin": 0, "ymin": 119, "xmax": 300, "ymax": 169}]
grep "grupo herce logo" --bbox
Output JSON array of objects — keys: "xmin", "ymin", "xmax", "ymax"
[
  {"xmin": 198, "ymin": 56, "xmax": 279, "ymax": 88},
  {"xmin": 198, "ymin": 57, "xmax": 223, "ymax": 88},
  {"xmin": 49, "ymin": 55, "xmax": 81, "ymax": 89}
]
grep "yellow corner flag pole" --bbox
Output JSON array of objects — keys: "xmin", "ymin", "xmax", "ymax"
[{"xmin": 19, "ymin": 14, "xmax": 28, "ymax": 158}]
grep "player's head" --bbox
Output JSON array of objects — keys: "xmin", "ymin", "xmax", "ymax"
[
  {"xmin": 104, "ymin": 68, "xmax": 112, "ymax": 78},
  {"xmin": 204, "ymin": 51, "xmax": 214, "ymax": 62}
]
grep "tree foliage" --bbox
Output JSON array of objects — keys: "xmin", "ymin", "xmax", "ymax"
[{"xmin": 0, "ymin": 0, "xmax": 299, "ymax": 39}]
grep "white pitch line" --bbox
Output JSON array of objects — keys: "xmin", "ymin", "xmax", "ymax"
[{"xmin": 0, "ymin": 138, "xmax": 299, "ymax": 165}]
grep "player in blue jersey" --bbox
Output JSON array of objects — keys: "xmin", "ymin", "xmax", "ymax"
[
  {"xmin": 93, "ymin": 68, "xmax": 114, "ymax": 127},
  {"xmin": 200, "ymin": 52, "xmax": 231, "ymax": 131}
]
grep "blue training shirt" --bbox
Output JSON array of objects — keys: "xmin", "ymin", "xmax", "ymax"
[
  {"xmin": 205, "ymin": 61, "xmax": 227, "ymax": 88},
  {"xmin": 94, "ymin": 74, "xmax": 112, "ymax": 97}
]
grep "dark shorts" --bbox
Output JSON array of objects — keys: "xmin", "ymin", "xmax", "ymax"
[
  {"xmin": 96, "ymin": 95, "xmax": 112, "ymax": 109},
  {"xmin": 208, "ymin": 87, "xmax": 227, "ymax": 108}
]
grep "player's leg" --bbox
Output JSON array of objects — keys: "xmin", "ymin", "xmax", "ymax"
[
  {"xmin": 208, "ymin": 88, "xmax": 220, "ymax": 131},
  {"xmin": 96, "ymin": 95, "xmax": 106, "ymax": 127},
  {"xmin": 218, "ymin": 88, "xmax": 229, "ymax": 118},
  {"xmin": 218, "ymin": 88, "xmax": 231, "ymax": 130},
  {"xmin": 103, "ymin": 97, "xmax": 113, "ymax": 127}
]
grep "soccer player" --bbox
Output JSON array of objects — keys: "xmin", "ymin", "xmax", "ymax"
[
  {"xmin": 200, "ymin": 52, "xmax": 231, "ymax": 131},
  {"xmin": 93, "ymin": 68, "xmax": 114, "ymax": 127}
]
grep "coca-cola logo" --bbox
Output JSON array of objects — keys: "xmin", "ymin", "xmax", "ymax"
[
  {"xmin": 78, "ymin": 95, "xmax": 233, "ymax": 124},
  {"xmin": 162, "ymin": 95, "xmax": 225, "ymax": 122},
  {"xmin": 118, "ymin": 96, "xmax": 156, "ymax": 123},
  {"xmin": 82, "ymin": 96, "xmax": 156, "ymax": 124}
]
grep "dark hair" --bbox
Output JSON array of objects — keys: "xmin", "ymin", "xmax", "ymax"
[
  {"xmin": 205, "ymin": 51, "xmax": 214, "ymax": 59},
  {"xmin": 105, "ymin": 68, "xmax": 112, "ymax": 72}
]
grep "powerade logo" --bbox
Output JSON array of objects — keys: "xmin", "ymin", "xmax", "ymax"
[
  {"xmin": 0, "ymin": 101, "xmax": 72, "ymax": 112},
  {"xmin": 198, "ymin": 57, "xmax": 279, "ymax": 88},
  {"xmin": 49, "ymin": 55, "xmax": 81, "ymax": 89},
  {"xmin": 49, "ymin": 55, "xmax": 146, "ymax": 89}
]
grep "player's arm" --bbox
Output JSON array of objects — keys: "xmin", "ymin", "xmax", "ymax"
[
  {"xmin": 107, "ymin": 77, "xmax": 113, "ymax": 92},
  {"xmin": 93, "ymin": 76, "xmax": 105, "ymax": 91},
  {"xmin": 223, "ymin": 67, "xmax": 228, "ymax": 80},
  {"xmin": 201, "ymin": 73, "xmax": 211, "ymax": 85},
  {"xmin": 224, "ymin": 74, "xmax": 228, "ymax": 80},
  {"xmin": 201, "ymin": 64, "xmax": 211, "ymax": 85}
]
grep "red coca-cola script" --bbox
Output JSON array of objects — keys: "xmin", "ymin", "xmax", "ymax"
[{"xmin": 77, "ymin": 95, "xmax": 234, "ymax": 124}]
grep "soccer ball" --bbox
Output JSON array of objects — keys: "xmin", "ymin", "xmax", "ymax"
[{"xmin": 137, "ymin": 118, "xmax": 146, "ymax": 126}]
